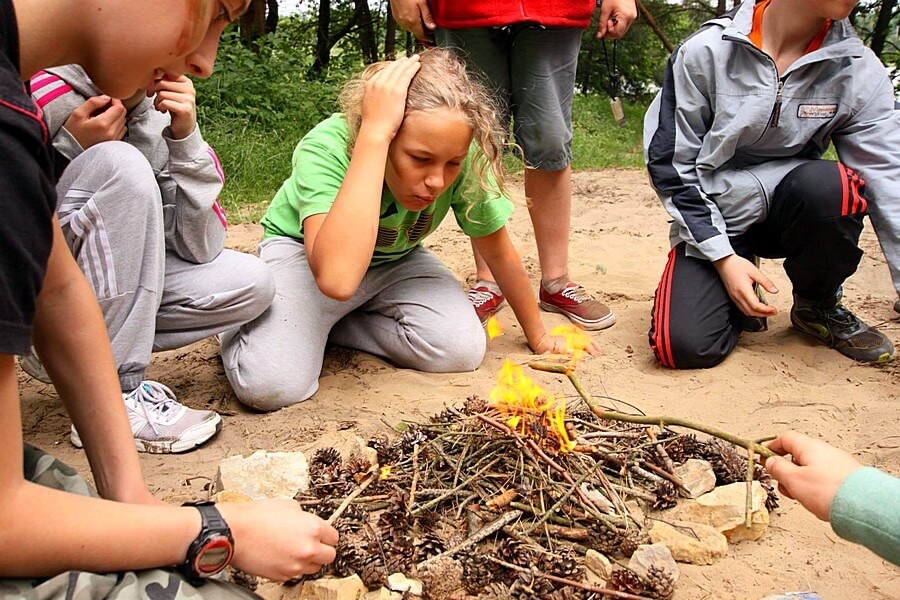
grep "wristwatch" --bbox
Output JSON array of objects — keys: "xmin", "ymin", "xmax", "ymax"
[{"xmin": 179, "ymin": 501, "xmax": 235, "ymax": 585}]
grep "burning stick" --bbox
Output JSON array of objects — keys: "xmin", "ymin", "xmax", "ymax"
[{"xmin": 528, "ymin": 360, "xmax": 776, "ymax": 459}]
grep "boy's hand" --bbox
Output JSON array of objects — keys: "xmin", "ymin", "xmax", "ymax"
[
  {"xmin": 390, "ymin": 0, "xmax": 436, "ymax": 44},
  {"xmin": 218, "ymin": 499, "xmax": 339, "ymax": 581},
  {"xmin": 765, "ymin": 431, "xmax": 862, "ymax": 521},
  {"xmin": 713, "ymin": 254, "xmax": 779, "ymax": 318},
  {"xmin": 63, "ymin": 96, "xmax": 126, "ymax": 149},
  {"xmin": 596, "ymin": 0, "xmax": 638, "ymax": 39},
  {"xmin": 151, "ymin": 75, "xmax": 198, "ymax": 140}
]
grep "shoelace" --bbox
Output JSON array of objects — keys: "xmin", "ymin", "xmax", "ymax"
[
  {"xmin": 126, "ymin": 381, "xmax": 180, "ymax": 436},
  {"xmin": 822, "ymin": 304, "xmax": 860, "ymax": 332},
  {"xmin": 468, "ymin": 288, "xmax": 498, "ymax": 307},
  {"xmin": 561, "ymin": 284, "xmax": 592, "ymax": 304}
]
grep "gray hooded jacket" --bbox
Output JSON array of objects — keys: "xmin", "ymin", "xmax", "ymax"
[
  {"xmin": 644, "ymin": 2, "xmax": 900, "ymax": 297},
  {"xmin": 31, "ymin": 65, "xmax": 227, "ymax": 264}
]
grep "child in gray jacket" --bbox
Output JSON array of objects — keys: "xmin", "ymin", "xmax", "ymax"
[
  {"xmin": 27, "ymin": 65, "xmax": 275, "ymax": 453},
  {"xmin": 643, "ymin": 0, "xmax": 898, "ymax": 369}
]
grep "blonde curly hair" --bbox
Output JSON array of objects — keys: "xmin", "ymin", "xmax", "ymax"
[{"xmin": 339, "ymin": 48, "xmax": 509, "ymax": 202}]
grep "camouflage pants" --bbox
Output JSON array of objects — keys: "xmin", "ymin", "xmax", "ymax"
[{"xmin": 0, "ymin": 445, "xmax": 259, "ymax": 600}]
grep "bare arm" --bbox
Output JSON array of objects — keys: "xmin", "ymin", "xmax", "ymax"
[
  {"xmin": 304, "ymin": 55, "xmax": 421, "ymax": 301},
  {"xmin": 473, "ymin": 228, "xmax": 598, "ymax": 355},
  {"xmin": 32, "ymin": 217, "xmax": 156, "ymax": 504}
]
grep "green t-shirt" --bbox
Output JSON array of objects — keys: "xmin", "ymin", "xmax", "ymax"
[{"xmin": 261, "ymin": 114, "xmax": 514, "ymax": 267}]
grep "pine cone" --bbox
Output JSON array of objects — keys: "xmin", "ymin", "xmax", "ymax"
[
  {"xmin": 481, "ymin": 582, "xmax": 513, "ymax": 600},
  {"xmin": 382, "ymin": 531, "xmax": 415, "ymax": 572},
  {"xmin": 376, "ymin": 509, "xmax": 409, "ymax": 537},
  {"xmin": 618, "ymin": 527, "xmax": 650, "ymax": 557},
  {"xmin": 333, "ymin": 536, "xmax": 370, "ymax": 578},
  {"xmin": 311, "ymin": 447, "xmax": 342, "ymax": 468},
  {"xmin": 420, "ymin": 556, "xmax": 464, "ymax": 600},
  {"xmin": 358, "ymin": 556, "xmax": 388, "ymax": 589},
  {"xmin": 645, "ymin": 565, "xmax": 676, "ymax": 600},
  {"xmin": 368, "ymin": 432, "xmax": 400, "ymax": 465},
  {"xmin": 462, "ymin": 554, "xmax": 494, "ymax": 594},
  {"xmin": 652, "ymin": 479, "xmax": 678, "ymax": 510},
  {"xmin": 497, "ymin": 538, "xmax": 534, "ymax": 568},
  {"xmin": 399, "ymin": 426, "xmax": 429, "ymax": 453},
  {"xmin": 429, "ymin": 406, "xmax": 458, "ymax": 424},
  {"xmin": 340, "ymin": 456, "xmax": 373, "ymax": 483},
  {"xmin": 463, "ymin": 395, "xmax": 489, "ymax": 415},
  {"xmin": 414, "ymin": 532, "xmax": 447, "ymax": 562},
  {"xmin": 607, "ymin": 567, "xmax": 645, "ymax": 594},
  {"xmin": 539, "ymin": 548, "xmax": 582, "ymax": 581}
]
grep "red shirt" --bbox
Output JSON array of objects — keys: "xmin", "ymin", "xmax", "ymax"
[{"xmin": 431, "ymin": 0, "xmax": 595, "ymax": 30}]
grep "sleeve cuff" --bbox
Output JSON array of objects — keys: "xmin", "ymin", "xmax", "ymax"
[
  {"xmin": 164, "ymin": 125, "xmax": 207, "ymax": 161},
  {"xmin": 55, "ymin": 127, "xmax": 85, "ymax": 160},
  {"xmin": 684, "ymin": 234, "xmax": 734, "ymax": 263}
]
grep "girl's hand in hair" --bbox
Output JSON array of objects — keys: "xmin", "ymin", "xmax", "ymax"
[{"xmin": 358, "ymin": 55, "xmax": 422, "ymax": 145}]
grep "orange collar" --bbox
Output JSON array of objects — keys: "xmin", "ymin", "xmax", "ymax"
[{"xmin": 749, "ymin": 0, "xmax": 832, "ymax": 55}]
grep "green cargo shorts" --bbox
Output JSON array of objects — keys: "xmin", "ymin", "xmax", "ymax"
[
  {"xmin": 437, "ymin": 24, "xmax": 583, "ymax": 171},
  {"xmin": 0, "ymin": 445, "xmax": 258, "ymax": 599}
]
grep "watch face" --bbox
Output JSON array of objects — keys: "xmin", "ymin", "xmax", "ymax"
[{"xmin": 195, "ymin": 535, "xmax": 234, "ymax": 575}]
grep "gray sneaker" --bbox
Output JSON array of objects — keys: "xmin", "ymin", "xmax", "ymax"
[
  {"xmin": 18, "ymin": 347, "xmax": 51, "ymax": 383},
  {"xmin": 71, "ymin": 381, "xmax": 222, "ymax": 453}
]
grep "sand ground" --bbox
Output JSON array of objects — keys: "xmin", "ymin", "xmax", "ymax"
[{"xmin": 19, "ymin": 169, "xmax": 900, "ymax": 599}]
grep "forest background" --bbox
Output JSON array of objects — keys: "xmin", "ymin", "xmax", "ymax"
[{"xmin": 194, "ymin": 0, "xmax": 900, "ymax": 221}]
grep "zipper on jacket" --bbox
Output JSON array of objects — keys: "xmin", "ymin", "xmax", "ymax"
[{"xmin": 769, "ymin": 78, "xmax": 784, "ymax": 127}]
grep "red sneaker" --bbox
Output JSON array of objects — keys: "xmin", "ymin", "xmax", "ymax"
[
  {"xmin": 539, "ymin": 282, "xmax": 616, "ymax": 330},
  {"xmin": 468, "ymin": 285, "xmax": 506, "ymax": 325}
]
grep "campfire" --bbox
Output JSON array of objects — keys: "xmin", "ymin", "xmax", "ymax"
[{"xmin": 257, "ymin": 324, "xmax": 778, "ymax": 599}]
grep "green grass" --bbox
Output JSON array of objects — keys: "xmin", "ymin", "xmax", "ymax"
[{"xmin": 202, "ymin": 94, "xmax": 650, "ymax": 223}]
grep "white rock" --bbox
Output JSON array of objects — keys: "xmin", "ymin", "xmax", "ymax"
[
  {"xmin": 387, "ymin": 573, "xmax": 423, "ymax": 596},
  {"xmin": 584, "ymin": 550, "xmax": 613, "ymax": 579},
  {"xmin": 216, "ymin": 450, "xmax": 309, "ymax": 499},
  {"xmin": 362, "ymin": 589, "xmax": 396, "ymax": 600},
  {"xmin": 674, "ymin": 459, "xmax": 717, "ymax": 498},
  {"xmin": 628, "ymin": 543, "xmax": 679, "ymax": 583},
  {"xmin": 298, "ymin": 575, "xmax": 367, "ymax": 600},
  {"xmin": 670, "ymin": 481, "xmax": 769, "ymax": 543},
  {"xmin": 649, "ymin": 520, "xmax": 728, "ymax": 565}
]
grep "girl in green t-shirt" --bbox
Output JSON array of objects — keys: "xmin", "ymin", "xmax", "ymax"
[{"xmin": 221, "ymin": 49, "xmax": 597, "ymax": 411}]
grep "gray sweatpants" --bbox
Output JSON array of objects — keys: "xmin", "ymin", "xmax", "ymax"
[
  {"xmin": 56, "ymin": 142, "xmax": 275, "ymax": 392},
  {"xmin": 220, "ymin": 237, "xmax": 486, "ymax": 411}
]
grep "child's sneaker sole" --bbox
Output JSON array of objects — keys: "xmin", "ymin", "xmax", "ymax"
[
  {"xmin": 539, "ymin": 300, "xmax": 617, "ymax": 331},
  {"xmin": 70, "ymin": 416, "xmax": 222, "ymax": 454}
]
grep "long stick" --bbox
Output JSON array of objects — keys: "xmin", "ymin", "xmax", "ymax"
[
  {"xmin": 485, "ymin": 556, "xmax": 654, "ymax": 600},
  {"xmin": 417, "ymin": 509, "xmax": 522, "ymax": 568},
  {"xmin": 529, "ymin": 361, "xmax": 775, "ymax": 458},
  {"xmin": 327, "ymin": 474, "xmax": 375, "ymax": 524}
]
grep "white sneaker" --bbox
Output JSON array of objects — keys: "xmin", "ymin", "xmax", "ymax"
[
  {"xmin": 71, "ymin": 381, "xmax": 222, "ymax": 454},
  {"xmin": 18, "ymin": 347, "xmax": 51, "ymax": 384}
]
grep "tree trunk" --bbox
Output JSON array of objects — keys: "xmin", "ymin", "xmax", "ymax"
[
  {"xmin": 355, "ymin": 0, "xmax": 380, "ymax": 64},
  {"xmin": 239, "ymin": 0, "xmax": 267, "ymax": 46},
  {"xmin": 312, "ymin": 0, "xmax": 332, "ymax": 73},
  {"xmin": 871, "ymin": 0, "xmax": 898, "ymax": 58},
  {"xmin": 637, "ymin": 0, "xmax": 674, "ymax": 53},
  {"xmin": 265, "ymin": 0, "xmax": 279, "ymax": 35},
  {"xmin": 385, "ymin": 3, "xmax": 397, "ymax": 60},
  {"xmin": 716, "ymin": 0, "xmax": 727, "ymax": 16}
]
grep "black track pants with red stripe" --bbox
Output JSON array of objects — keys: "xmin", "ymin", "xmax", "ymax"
[{"xmin": 649, "ymin": 160, "xmax": 867, "ymax": 370}]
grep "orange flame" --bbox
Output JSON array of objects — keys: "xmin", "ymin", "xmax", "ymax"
[
  {"xmin": 550, "ymin": 324, "xmax": 593, "ymax": 360},
  {"xmin": 486, "ymin": 315, "xmax": 503, "ymax": 340},
  {"xmin": 490, "ymin": 360, "xmax": 576, "ymax": 453}
]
